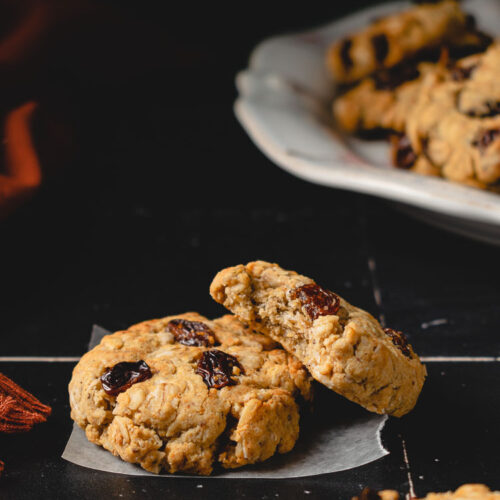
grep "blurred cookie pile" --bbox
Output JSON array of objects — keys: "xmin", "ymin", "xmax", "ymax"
[{"xmin": 327, "ymin": 0, "xmax": 500, "ymax": 191}]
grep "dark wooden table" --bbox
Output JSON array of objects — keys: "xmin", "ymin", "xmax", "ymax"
[{"xmin": 0, "ymin": 2, "xmax": 499, "ymax": 499}]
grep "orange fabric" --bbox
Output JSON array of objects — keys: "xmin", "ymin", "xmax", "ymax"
[
  {"xmin": 0, "ymin": 101, "xmax": 41, "ymax": 219},
  {"xmin": 0, "ymin": 372, "xmax": 51, "ymax": 475}
]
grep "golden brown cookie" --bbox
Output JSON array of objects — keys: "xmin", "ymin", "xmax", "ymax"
[
  {"xmin": 210, "ymin": 261, "xmax": 426, "ymax": 418},
  {"xmin": 333, "ymin": 61, "xmax": 445, "ymax": 134},
  {"xmin": 326, "ymin": 1, "xmax": 467, "ymax": 84},
  {"xmin": 69, "ymin": 312, "xmax": 312, "ymax": 475},
  {"xmin": 398, "ymin": 43, "xmax": 500, "ymax": 188}
]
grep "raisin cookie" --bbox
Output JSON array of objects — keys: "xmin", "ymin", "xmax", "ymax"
[
  {"xmin": 333, "ymin": 61, "xmax": 445, "ymax": 134},
  {"xmin": 326, "ymin": 1, "xmax": 467, "ymax": 84},
  {"xmin": 210, "ymin": 261, "xmax": 426, "ymax": 417},
  {"xmin": 69, "ymin": 312, "xmax": 312, "ymax": 475},
  {"xmin": 333, "ymin": 34, "xmax": 491, "ymax": 135},
  {"xmin": 354, "ymin": 485, "xmax": 500, "ymax": 500},
  {"xmin": 400, "ymin": 43, "xmax": 500, "ymax": 188}
]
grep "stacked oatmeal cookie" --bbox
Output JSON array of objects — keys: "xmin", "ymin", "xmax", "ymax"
[
  {"xmin": 328, "ymin": 0, "xmax": 500, "ymax": 191},
  {"xmin": 69, "ymin": 261, "xmax": 426, "ymax": 475}
]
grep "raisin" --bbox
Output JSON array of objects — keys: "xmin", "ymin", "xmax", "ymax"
[
  {"xmin": 291, "ymin": 283, "xmax": 341, "ymax": 320},
  {"xmin": 196, "ymin": 350, "xmax": 244, "ymax": 389},
  {"xmin": 473, "ymin": 129, "xmax": 500, "ymax": 152},
  {"xmin": 384, "ymin": 328, "xmax": 412, "ymax": 358},
  {"xmin": 167, "ymin": 319, "xmax": 218, "ymax": 347},
  {"xmin": 465, "ymin": 14, "xmax": 477, "ymax": 30},
  {"xmin": 101, "ymin": 360, "xmax": 152, "ymax": 396},
  {"xmin": 340, "ymin": 38, "xmax": 353, "ymax": 70},
  {"xmin": 466, "ymin": 101, "xmax": 500, "ymax": 118},
  {"xmin": 391, "ymin": 134, "xmax": 417, "ymax": 169},
  {"xmin": 373, "ymin": 64, "xmax": 420, "ymax": 91},
  {"xmin": 450, "ymin": 64, "xmax": 477, "ymax": 82},
  {"xmin": 372, "ymin": 34, "xmax": 389, "ymax": 64}
]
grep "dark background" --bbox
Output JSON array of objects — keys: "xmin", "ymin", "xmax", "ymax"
[{"xmin": 0, "ymin": 1, "xmax": 499, "ymax": 499}]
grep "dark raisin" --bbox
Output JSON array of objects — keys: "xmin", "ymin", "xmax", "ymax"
[
  {"xmin": 340, "ymin": 38, "xmax": 353, "ymax": 70},
  {"xmin": 196, "ymin": 350, "xmax": 244, "ymax": 389},
  {"xmin": 448, "ymin": 33, "xmax": 493, "ymax": 59},
  {"xmin": 353, "ymin": 488, "xmax": 382, "ymax": 500},
  {"xmin": 450, "ymin": 64, "xmax": 477, "ymax": 82},
  {"xmin": 465, "ymin": 14, "xmax": 477, "ymax": 30},
  {"xmin": 291, "ymin": 283, "xmax": 341, "ymax": 321},
  {"xmin": 372, "ymin": 34, "xmax": 389, "ymax": 64},
  {"xmin": 167, "ymin": 319, "xmax": 218, "ymax": 347},
  {"xmin": 391, "ymin": 134, "xmax": 417, "ymax": 169},
  {"xmin": 473, "ymin": 129, "xmax": 500, "ymax": 152},
  {"xmin": 373, "ymin": 64, "xmax": 420, "ymax": 91},
  {"xmin": 466, "ymin": 101, "xmax": 500, "ymax": 118},
  {"xmin": 384, "ymin": 328, "xmax": 412, "ymax": 358},
  {"xmin": 101, "ymin": 360, "xmax": 152, "ymax": 396}
]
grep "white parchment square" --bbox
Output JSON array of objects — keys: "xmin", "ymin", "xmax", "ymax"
[{"xmin": 62, "ymin": 325, "xmax": 388, "ymax": 478}]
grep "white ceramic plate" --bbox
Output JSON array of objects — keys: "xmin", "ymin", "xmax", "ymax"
[{"xmin": 235, "ymin": 0, "xmax": 500, "ymax": 245}]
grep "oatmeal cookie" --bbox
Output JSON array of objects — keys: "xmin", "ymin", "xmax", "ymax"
[
  {"xmin": 326, "ymin": 1, "xmax": 467, "ymax": 84},
  {"xmin": 333, "ymin": 61, "xmax": 445, "ymax": 134},
  {"xmin": 210, "ymin": 261, "xmax": 426, "ymax": 417},
  {"xmin": 69, "ymin": 312, "xmax": 312, "ymax": 475},
  {"xmin": 399, "ymin": 43, "xmax": 500, "ymax": 188},
  {"xmin": 354, "ymin": 485, "xmax": 500, "ymax": 500}
]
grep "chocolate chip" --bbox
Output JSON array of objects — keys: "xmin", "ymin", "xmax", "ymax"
[
  {"xmin": 196, "ymin": 350, "xmax": 244, "ymax": 389},
  {"xmin": 291, "ymin": 283, "xmax": 341, "ymax": 321},
  {"xmin": 340, "ymin": 38, "xmax": 353, "ymax": 70},
  {"xmin": 384, "ymin": 328, "xmax": 412, "ymax": 358},
  {"xmin": 473, "ymin": 129, "xmax": 500, "ymax": 152},
  {"xmin": 391, "ymin": 134, "xmax": 417, "ymax": 169},
  {"xmin": 167, "ymin": 319, "xmax": 218, "ymax": 347},
  {"xmin": 372, "ymin": 34, "xmax": 389, "ymax": 64},
  {"xmin": 101, "ymin": 360, "xmax": 152, "ymax": 396}
]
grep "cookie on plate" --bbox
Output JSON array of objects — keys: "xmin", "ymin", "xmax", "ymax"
[
  {"xmin": 69, "ymin": 312, "xmax": 312, "ymax": 475},
  {"xmin": 333, "ymin": 61, "xmax": 446, "ymax": 134},
  {"xmin": 353, "ymin": 484, "xmax": 500, "ymax": 500},
  {"xmin": 210, "ymin": 261, "xmax": 426, "ymax": 417},
  {"xmin": 326, "ymin": 0, "xmax": 467, "ymax": 84},
  {"xmin": 397, "ymin": 43, "xmax": 500, "ymax": 189},
  {"xmin": 333, "ymin": 31, "xmax": 492, "ymax": 135}
]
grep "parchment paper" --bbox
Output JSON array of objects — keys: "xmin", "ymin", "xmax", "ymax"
[{"xmin": 62, "ymin": 325, "xmax": 389, "ymax": 478}]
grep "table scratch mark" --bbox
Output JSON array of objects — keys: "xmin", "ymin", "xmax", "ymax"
[
  {"xmin": 0, "ymin": 356, "xmax": 81, "ymax": 362},
  {"xmin": 401, "ymin": 436, "xmax": 416, "ymax": 500},
  {"xmin": 421, "ymin": 319, "xmax": 448, "ymax": 330},
  {"xmin": 420, "ymin": 356, "xmax": 500, "ymax": 362},
  {"xmin": 367, "ymin": 256, "xmax": 386, "ymax": 327}
]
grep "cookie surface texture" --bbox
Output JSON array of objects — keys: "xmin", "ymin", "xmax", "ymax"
[
  {"xmin": 210, "ymin": 261, "xmax": 426, "ymax": 417},
  {"xmin": 69, "ymin": 312, "xmax": 312, "ymax": 475}
]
